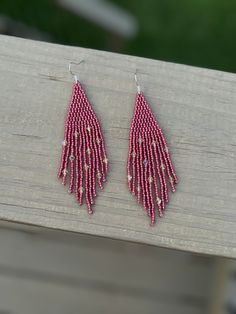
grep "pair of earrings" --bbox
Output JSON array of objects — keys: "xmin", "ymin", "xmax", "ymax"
[{"xmin": 58, "ymin": 61, "xmax": 178, "ymax": 224}]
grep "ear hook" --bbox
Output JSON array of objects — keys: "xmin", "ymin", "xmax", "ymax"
[
  {"xmin": 68, "ymin": 60, "xmax": 84, "ymax": 83},
  {"xmin": 134, "ymin": 70, "xmax": 141, "ymax": 93}
]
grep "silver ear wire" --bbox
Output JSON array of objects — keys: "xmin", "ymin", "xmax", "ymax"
[
  {"xmin": 68, "ymin": 60, "xmax": 84, "ymax": 83},
  {"xmin": 134, "ymin": 70, "xmax": 141, "ymax": 93}
]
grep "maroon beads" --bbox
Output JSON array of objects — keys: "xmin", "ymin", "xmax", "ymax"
[
  {"xmin": 58, "ymin": 82, "xmax": 108, "ymax": 213},
  {"xmin": 127, "ymin": 92, "xmax": 178, "ymax": 224}
]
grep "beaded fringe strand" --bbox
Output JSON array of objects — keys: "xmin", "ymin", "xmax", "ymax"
[
  {"xmin": 58, "ymin": 82, "xmax": 108, "ymax": 213},
  {"xmin": 127, "ymin": 92, "xmax": 178, "ymax": 224}
]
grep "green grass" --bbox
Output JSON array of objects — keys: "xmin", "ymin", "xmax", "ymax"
[{"xmin": 1, "ymin": 0, "xmax": 236, "ymax": 72}]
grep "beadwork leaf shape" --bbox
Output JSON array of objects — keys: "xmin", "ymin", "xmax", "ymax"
[
  {"xmin": 127, "ymin": 92, "xmax": 178, "ymax": 224},
  {"xmin": 58, "ymin": 82, "xmax": 108, "ymax": 213}
]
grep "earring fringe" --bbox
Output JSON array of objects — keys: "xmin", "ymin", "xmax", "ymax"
[
  {"xmin": 127, "ymin": 92, "xmax": 178, "ymax": 224},
  {"xmin": 58, "ymin": 82, "xmax": 108, "ymax": 213}
]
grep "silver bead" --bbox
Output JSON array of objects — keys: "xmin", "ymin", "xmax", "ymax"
[
  {"xmin": 148, "ymin": 176, "xmax": 153, "ymax": 183},
  {"xmin": 160, "ymin": 163, "xmax": 165, "ymax": 171},
  {"xmin": 97, "ymin": 172, "xmax": 102, "ymax": 179},
  {"xmin": 138, "ymin": 137, "xmax": 143, "ymax": 145},
  {"xmin": 103, "ymin": 158, "xmax": 108, "ymax": 164},
  {"xmin": 157, "ymin": 197, "xmax": 162, "ymax": 205},
  {"xmin": 74, "ymin": 131, "xmax": 79, "ymax": 138},
  {"xmin": 78, "ymin": 186, "xmax": 84, "ymax": 193},
  {"xmin": 143, "ymin": 159, "xmax": 148, "ymax": 167},
  {"xmin": 62, "ymin": 169, "xmax": 68, "ymax": 176},
  {"xmin": 96, "ymin": 138, "xmax": 101, "ymax": 144},
  {"xmin": 84, "ymin": 164, "xmax": 90, "ymax": 171},
  {"xmin": 62, "ymin": 140, "xmax": 67, "ymax": 146},
  {"xmin": 87, "ymin": 126, "xmax": 91, "ymax": 133},
  {"xmin": 69, "ymin": 156, "xmax": 75, "ymax": 161},
  {"xmin": 127, "ymin": 175, "xmax": 132, "ymax": 181},
  {"xmin": 131, "ymin": 151, "xmax": 136, "ymax": 158},
  {"xmin": 86, "ymin": 148, "xmax": 91, "ymax": 155}
]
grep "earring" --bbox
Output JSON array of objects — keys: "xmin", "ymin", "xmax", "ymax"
[
  {"xmin": 58, "ymin": 61, "xmax": 108, "ymax": 214},
  {"xmin": 127, "ymin": 71, "xmax": 178, "ymax": 224}
]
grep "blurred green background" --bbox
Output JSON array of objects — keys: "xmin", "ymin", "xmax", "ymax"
[{"xmin": 0, "ymin": 0, "xmax": 236, "ymax": 73}]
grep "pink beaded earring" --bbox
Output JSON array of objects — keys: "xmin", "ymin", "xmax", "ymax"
[
  {"xmin": 58, "ymin": 61, "xmax": 108, "ymax": 214},
  {"xmin": 127, "ymin": 72, "xmax": 178, "ymax": 224}
]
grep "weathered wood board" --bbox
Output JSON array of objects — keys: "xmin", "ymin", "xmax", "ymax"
[
  {"xmin": 0, "ymin": 35, "xmax": 236, "ymax": 258},
  {"xmin": 0, "ymin": 223, "xmax": 213, "ymax": 314}
]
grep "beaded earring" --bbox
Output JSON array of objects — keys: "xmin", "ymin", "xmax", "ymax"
[
  {"xmin": 58, "ymin": 61, "xmax": 108, "ymax": 214},
  {"xmin": 127, "ymin": 72, "xmax": 178, "ymax": 224}
]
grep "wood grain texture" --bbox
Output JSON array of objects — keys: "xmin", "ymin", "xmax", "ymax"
[{"xmin": 0, "ymin": 35, "xmax": 236, "ymax": 258}]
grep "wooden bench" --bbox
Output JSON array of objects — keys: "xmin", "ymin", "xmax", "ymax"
[{"xmin": 0, "ymin": 34, "xmax": 236, "ymax": 259}]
